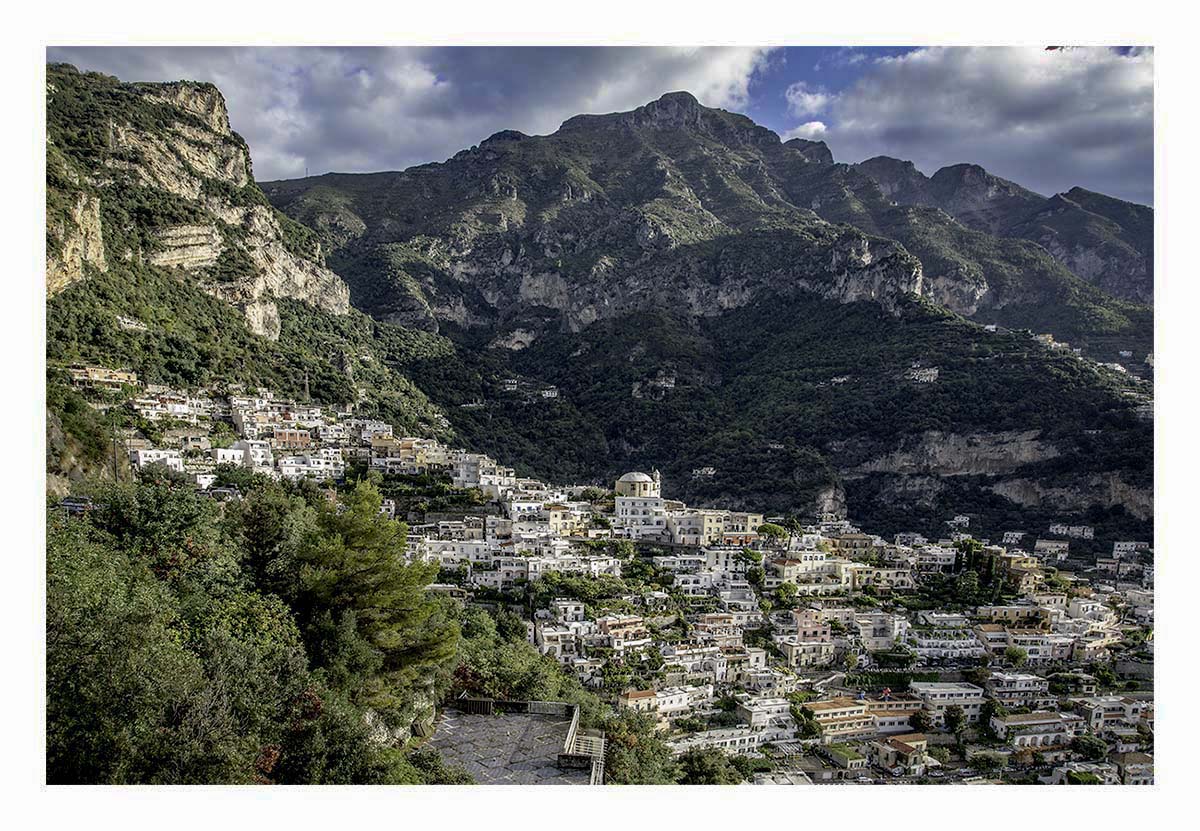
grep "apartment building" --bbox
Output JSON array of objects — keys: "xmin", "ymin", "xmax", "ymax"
[
  {"xmin": 805, "ymin": 698, "xmax": 876, "ymax": 743},
  {"xmin": 986, "ymin": 672, "xmax": 1056, "ymax": 710},
  {"xmin": 908, "ymin": 682, "xmax": 986, "ymax": 725}
]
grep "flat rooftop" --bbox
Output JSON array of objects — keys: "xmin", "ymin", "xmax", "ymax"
[{"xmin": 427, "ymin": 709, "xmax": 591, "ymax": 785}]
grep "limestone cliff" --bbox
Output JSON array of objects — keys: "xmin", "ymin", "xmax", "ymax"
[
  {"xmin": 47, "ymin": 191, "xmax": 107, "ymax": 294},
  {"xmin": 988, "ymin": 474, "xmax": 1153, "ymax": 522},
  {"xmin": 46, "ymin": 64, "xmax": 349, "ymax": 339},
  {"xmin": 850, "ymin": 430, "xmax": 1061, "ymax": 477}
]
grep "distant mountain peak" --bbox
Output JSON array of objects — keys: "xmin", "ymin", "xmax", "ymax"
[
  {"xmin": 860, "ymin": 155, "xmax": 919, "ymax": 172},
  {"xmin": 652, "ymin": 90, "xmax": 702, "ymax": 107},
  {"xmin": 481, "ymin": 129, "xmax": 530, "ymax": 146},
  {"xmin": 560, "ymin": 89, "xmax": 710, "ymax": 133},
  {"xmin": 784, "ymin": 138, "xmax": 834, "ymax": 165}
]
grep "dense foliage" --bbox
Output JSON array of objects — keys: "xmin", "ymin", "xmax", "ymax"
[
  {"xmin": 403, "ymin": 293, "xmax": 1152, "ymax": 544},
  {"xmin": 47, "ymin": 474, "xmax": 466, "ymax": 784}
]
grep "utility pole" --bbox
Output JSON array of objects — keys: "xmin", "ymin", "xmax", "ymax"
[{"xmin": 110, "ymin": 411, "xmax": 120, "ymax": 481}]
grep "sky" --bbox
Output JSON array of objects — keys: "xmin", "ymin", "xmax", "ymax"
[{"xmin": 47, "ymin": 46, "xmax": 1154, "ymax": 205}]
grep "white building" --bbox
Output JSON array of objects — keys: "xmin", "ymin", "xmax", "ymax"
[
  {"xmin": 909, "ymin": 682, "xmax": 986, "ymax": 725},
  {"xmin": 129, "ymin": 448, "xmax": 183, "ymax": 473}
]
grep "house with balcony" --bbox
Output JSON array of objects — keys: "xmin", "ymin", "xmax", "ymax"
[
  {"xmin": 804, "ymin": 698, "xmax": 876, "ymax": 743},
  {"xmin": 906, "ymin": 626, "xmax": 988, "ymax": 663},
  {"xmin": 908, "ymin": 682, "xmax": 986, "ymax": 725},
  {"xmin": 129, "ymin": 447, "xmax": 183, "ymax": 473},
  {"xmin": 990, "ymin": 712, "xmax": 1085, "ymax": 760},
  {"xmin": 985, "ymin": 672, "xmax": 1056, "ymax": 710}
]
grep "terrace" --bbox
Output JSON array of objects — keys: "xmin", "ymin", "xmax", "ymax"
[{"xmin": 426, "ymin": 699, "xmax": 605, "ymax": 785}]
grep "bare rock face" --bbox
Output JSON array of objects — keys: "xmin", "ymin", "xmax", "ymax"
[
  {"xmin": 989, "ymin": 474, "xmax": 1152, "ymax": 521},
  {"xmin": 489, "ymin": 328, "xmax": 539, "ymax": 350},
  {"xmin": 105, "ymin": 120, "xmax": 249, "ymax": 200},
  {"xmin": 812, "ymin": 483, "xmax": 847, "ymax": 518},
  {"xmin": 47, "ymin": 192, "xmax": 107, "ymax": 294},
  {"xmin": 226, "ymin": 205, "xmax": 350, "ymax": 337},
  {"xmin": 47, "ymin": 73, "xmax": 350, "ymax": 340},
  {"xmin": 146, "ymin": 83, "xmax": 237, "ymax": 136},
  {"xmin": 923, "ymin": 271, "xmax": 990, "ymax": 317},
  {"xmin": 1035, "ymin": 233, "xmax": 1152, "ymax": 305},
  {"xmin": 150, "ymin": 225, "xmax": 223, "ymax": 269},
  {"xmin": 852, "ymin": 430, "xmax": 1060, "ymax": 477}
]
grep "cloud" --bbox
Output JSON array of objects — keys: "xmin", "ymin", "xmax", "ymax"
[
  {"xmin": 782, "ymin": 121, "xmax": 827, "ymax": 140},
  {"xmin": 811, "ymin": 47, "xmax": 869, "ymax": 72},
  {"xmin": 818, "ymin": 46, "xmax": 1154, "ymax": 204},
  {"xmin": 784, "ymin": 81, "xmax": 835, "ymax": 118},
  {"xmin": 48, "ymin": 46, "xmax": 774, "ymax": 181}
]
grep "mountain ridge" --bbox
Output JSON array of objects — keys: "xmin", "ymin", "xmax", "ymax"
[
  {"xmin": 263, "ymin": 91, "xmax": 1151, "ymax": 355},
  {"xmin": 46, "ymin": 69, "xmax": 1153, "ymax": 541},
  {"xmin": 852, "ymin": 154, "xmax": 1152, "ymax": 304}
]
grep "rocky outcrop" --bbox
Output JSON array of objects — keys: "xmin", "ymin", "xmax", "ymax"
[
  {"xmin": 47, "ymin": 69, "xmax": 351, "ymax": 340},
  {"xmin": 213, "ymin": 206, "xmax": 349, "ymax": 339},
  {"xmin": 989, "ymin": 474, "xmax": 1152, "ymax": 521},
  {"xmin": 922, "ymin": 271, "xmax": 991, "ymax": 317},
  {"xmin": 810, "ymin": 234, "xmax": 925, "ymax": 312},
  {"xmin": 146, "ymin": 82, "xmax": 237, "ymax": 136},
  {"xmin": 489, "ymin": 328, "xmax": 539, "ymax": 350},
  {"xmin": 812, "ymin": 483, "xmax": 847, "ymax": 518},
  {"xmin": 784, "ymin": 138, "xmax": 834, "ymax": 165},
  {"xmin": 855, "ymin": 156, "xmax": 931, "ymax": 202},
  {"xmin": 150, "ymin": 225, "xmax": 223, "ymax": 269},
  {"xmin": 105, "ymin": 119, "xmax": 249, "ymax": 201},
  {"xmin": 47, "ymin": 192, "xmax": 107, "ymax": 294},
  {"xmin": 851, "ymin": 430, "xmax": 1060, "ymax": 477}
]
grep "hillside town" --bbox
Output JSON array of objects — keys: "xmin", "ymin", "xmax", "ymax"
[{"xmin": 58, "ymin": 365, "xmax": 1155, "ymax": 785}]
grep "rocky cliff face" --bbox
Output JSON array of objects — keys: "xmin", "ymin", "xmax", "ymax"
[
  {"xmin": 47, "ymin": 191, "xmax": 107, "ymax": 293},
  {"xmin": 989, "ymin": 474, "xmax": 1152, "ymax": 521},
  {"xmin": 850, "ymin": 429, "xmax": 1061, "ymax": 477},
  {"xmin": 1006, "ymin": 188, "xmax": 1153, "ymax": 304},
  {"xmin": 46, "ymin": 64, "xmax": 350, "ymax": 339}
]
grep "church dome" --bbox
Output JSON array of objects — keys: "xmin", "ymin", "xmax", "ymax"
[{"xmin": 617, "ymin": 471, "xmax": 654, "ymax": 483}]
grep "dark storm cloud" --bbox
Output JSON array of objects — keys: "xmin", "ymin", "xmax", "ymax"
[
  {"xmin": 47, "ymin": 46, "xmax": 773, "ymax": 181},
  {"xmin": 806, "ymin": 47, "xmax": 1154, "ymax": 204}
]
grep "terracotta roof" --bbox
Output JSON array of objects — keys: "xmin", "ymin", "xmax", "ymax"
[{"xmin": 623, "ymin": 689, "xmax": 655, "ymax": 700}]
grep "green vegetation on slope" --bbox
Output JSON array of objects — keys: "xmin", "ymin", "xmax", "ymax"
[
  {"xmin": 401, "ymin": 293, "xmax": 1151, "ymax": 543},
  {"xmin": 46, "ymin": 265, "xmax": 450, "ymax": 439},
  {"xmin": 47, "ymin": 475, "xmax": 465, "ymax": 784}
]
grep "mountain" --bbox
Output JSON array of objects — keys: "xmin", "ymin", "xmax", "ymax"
[
  {"xmin": 47, "ymin": 72, "xmax": 1152, "ymax": 543},
  {"xmin": 47, "ymin": 63, "xmax": 350, "ymax": 339},
  {"xmin": 854, "ymin": 156, "xmax": 1153, "ymax": 304},
  {"xmin": 262, "ymin": 91, "xmax": 1151, "ymax": 541},
  {"xmin": 264, "ymin": 91, "xmax": 1151, "ymax": 360},
  {"xmin": 264, "ymin": 92, "xmax": 927, "ymax": 336},
  {"xmin": 45, "ymin": 64, "xmax": 454, "ymax": 487},
  {"xmin": 1005, "ymin": 187, "xmax": 1154, "ymax": 305}
]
